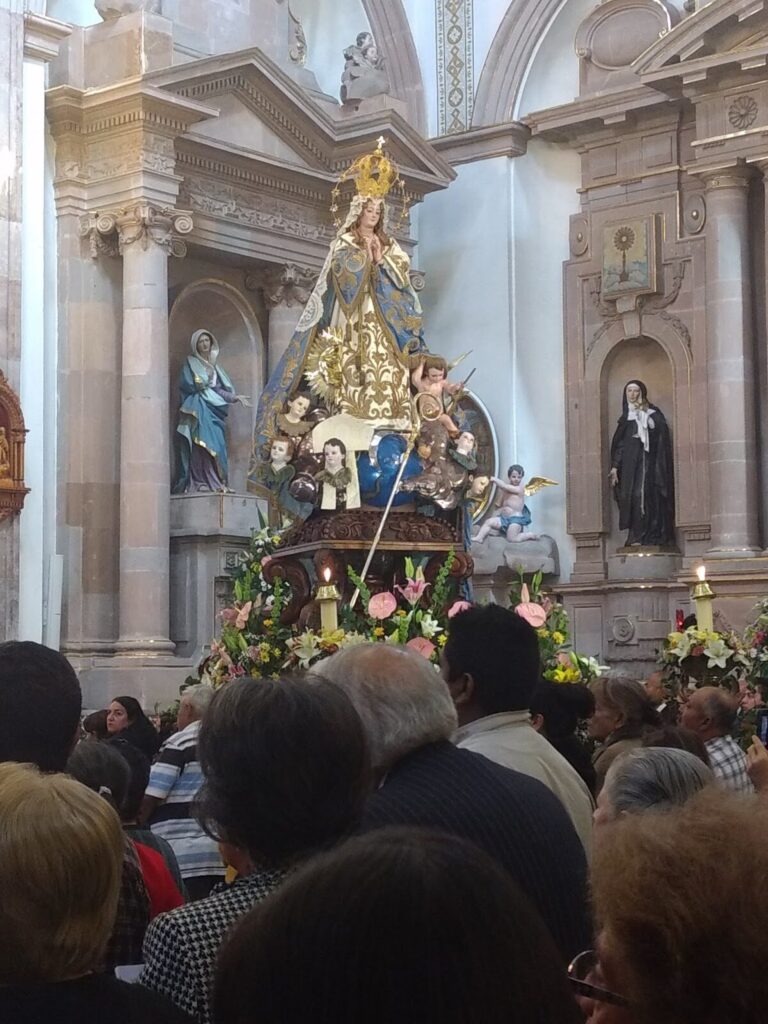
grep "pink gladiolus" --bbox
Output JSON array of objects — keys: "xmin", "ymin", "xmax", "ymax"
[
  {"xmin": 448, "ymin": 600, "xmax": 473, "ymax": 618},
  {"xmin": 395, "ymin": 578, "xmax": 429, "ymax": 605},
  {"xmin": 368, "ymin": 591, "xmax": 398, "ymax": 620},
  {"xmin": 515, "ymin": 601, "xmax": 547, "ymax": 628},
  {"xmin": 235, "ymin": 601, "xmax": 253, "ymax": 630},
  {"xmin": 406, "ymin": 637, "xmax": 436, "ymax": 660}
]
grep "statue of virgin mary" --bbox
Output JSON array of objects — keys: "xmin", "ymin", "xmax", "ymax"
[{"xmin": 248, "ymin": 140, "xmax": 427, "ymax": 487}]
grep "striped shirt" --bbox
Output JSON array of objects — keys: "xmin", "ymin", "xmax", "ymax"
[{"xmin": 146, "ymin": 720, "xmax": 224, "ymax": 879}]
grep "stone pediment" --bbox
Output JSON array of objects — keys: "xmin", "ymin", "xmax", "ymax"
[
  {"xmin": 147, "ymin": 49, "xmax": 454, "ymax": 195},
  {"xmin": 637, "ymin": 0, "xmax": 768, "ymax": 92}
]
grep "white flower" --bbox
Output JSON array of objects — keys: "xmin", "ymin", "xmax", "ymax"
[
  {"xmin": 338, "ymin": 631, "xmax": 368, "ymax": 650},
  {"xmin": 670, "ymin": 631, "xmax": 693, "ymax": 660},
  {"xmin": 703, "ymin": 638, "xmax": 730, "ymax": 669},
  {"xmin": 419, "ymin": 612, "xmax": 442, "ymax": 639},
  {"xmin": 287, "ymin": 630, "xmax": 321, "ymax": 669}
]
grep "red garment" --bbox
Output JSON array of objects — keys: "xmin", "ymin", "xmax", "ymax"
[{"xmin": 134, "ymin": 841, "xmax": 185, "ymax": 919}]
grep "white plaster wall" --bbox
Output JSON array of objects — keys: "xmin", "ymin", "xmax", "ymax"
[
  {"xmin": 46, "ymin": 0, "xmax": 97, "ymax": 25},
  {"xmin": 511, "ymin": 141, "xmax": 579, "ymax": 577},
  {"xmin": 472, "ymin": 0, "xmax": 514, "ymax": 85},
  {"xmin": 418, "ymin": 157, "xmax": 513, "ymax": 472},
  {"xmin": 292, "ymin": 0, "xmax": 370, "ymax": 101},
  {"xmin": 401, "ymin": 0, "xmax": 437, "ymax": 137}
]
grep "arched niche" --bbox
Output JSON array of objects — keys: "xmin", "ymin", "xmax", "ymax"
[
  {"xmin": 169, "ymin": 280, "xmax": 263, "ymax": 495},
  {"xmin": 583, "ymin": 316, "xmax": 707, "ymax": 537},
  {"xmin": 599, "ymin": 335, "xmax": 675, "ymax": 551}
]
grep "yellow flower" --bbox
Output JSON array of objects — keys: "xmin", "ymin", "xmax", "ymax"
[
  {"xmin": 396, "ymin": 609, "xmax": 407, "ymax": 618},
  {"xmin": 437, "ymin": 634, "xmax": 448, "ymax": 647},
  {"xmin": 537, "ymin": 628, "xmax": 550, "ymax": 638},
  {"xmin": 552, "ymin": 631, "xmax": 565, "ymax": 646},
  {"xmin": 272, "ymin": 647, "xmax": 282, "ymax": 657},
  {"xmin": 373, "ymin": 627, "xmax": 385, "ymax": 638},
  {"xmin": 259, "ymin": 651, "xmax": 271, "ymax": 664},
  {"xmin": 263, "ymin": 618, "xmax": 274, "ymax": 629},
  {"xmin": 250, "ymin": 668, "xmax": 262, "ymax": 679}
]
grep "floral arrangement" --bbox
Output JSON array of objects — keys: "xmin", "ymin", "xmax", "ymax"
[
  {"xmin": 508, "ymin": 570, "xmax": 606, "ymax": 684},
  {"xmin": 206, "ymin": 532, "xmax": 463, "ymax": 685},
  {"xmin": 744, "ymin": 598, "xmax": 768, "ymax": 690},
  {"xmin": 660, "ymin": 626, "xmax": 750, "ymax": 691}
]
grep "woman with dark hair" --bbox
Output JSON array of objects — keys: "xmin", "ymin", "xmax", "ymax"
[
  {"xmin": 642, "ymin": 724, "xmax": 710, "ymax": 766},
  {"xmin": 589, "ymin": 676, "xmax": 660, "ymax": 793},
  {"xmin": 140, "ymin": 676, "xmax": 371, "ymax": 1024},
  {"xmin": 530, "ymin": 680, "xmax": 597, "ymax": 794},
  {"xmin": 609, "ymin": 379, "xmax": 674, "ymax": 547},
  {"xmin": 106, "ymin": 696, "xmax": 160, "ymax": 760},
  {"xmin": 213, "ymin": 828, "xmax": 581, "ymax": 1024}
]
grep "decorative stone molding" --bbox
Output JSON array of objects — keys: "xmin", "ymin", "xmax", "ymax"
[
  {"xmin": 409, "ymin": 269, "xmax": 426, "ymax": 292},
  {"xmin": 682, "ymin": 191, "xmax": 706, "ymax": 234},
  {"xmin": 611, "ymin": 615, "xmax": 637, "ymax": 645},
  {"xmin": 728, "ymin": 94, "xmax": 758, "ymax": 130},
  {"xmin": 431, "ymin": 122, "xmax": 530, "ymax": 166},
  {"xmin": 0, "ymin": 368, "xmax": 30, "ymax": 523},
  {"xmin": 95, "ymin": 0, "xmax": 160, "ymax": 20},
  {"xmin": 570, "ymin": 216, "xmax": 590, "ymax": 258},
  {"xmin": 23, "ymin": 12, "xmax": 71, "ymax": 63},
  {"xmin": 361, "ymin": 0, "xmax": 427, "ymax": 134},
  {"xmin": 82, "ymin": 204, "xmax": 193, "ymax": 258}
]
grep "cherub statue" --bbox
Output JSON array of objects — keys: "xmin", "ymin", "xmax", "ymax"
[
  {"xmin": 449, "ymin": 430, "xmax": 477, "ymax": 472},
  {"xmin": 277, "ymin": 393, "xmax": 313, "ymax": 439},
  {"xmin": 411, "ymin": 356, "xmax": 463, "ymax": 436},
  {"xmin": 473, "ymin": 465, "xmax": 556, "ymax": 543},
  {"xmin": 315, "ymin": 438, "xmax": 353, "ymax": 511},
  {"xmin": 254, "ymin": 437, "xmax": 312, "ymax": 522}
]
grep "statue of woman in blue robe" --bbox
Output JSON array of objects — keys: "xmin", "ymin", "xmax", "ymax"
[
  {"xmin": 174, "ymin": 330, "xmax": 250, "ymax": 493},
  {"xmin": 248, "ymin": 195, "xmax": 427, "ymax": 491}
]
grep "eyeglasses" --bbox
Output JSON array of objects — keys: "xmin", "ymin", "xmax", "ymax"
[{"xmin": 567, "ymin": 949, "xmax": 630, "ymax": 1009}]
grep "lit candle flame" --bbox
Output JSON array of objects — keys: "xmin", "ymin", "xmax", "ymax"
[
  {"xmin": 323, "ymin": 567, "xmax": 332, "ymax": 583},
  {"xmin": 696, "ymin": 565, "xmax": 706, "ymax": 582}
]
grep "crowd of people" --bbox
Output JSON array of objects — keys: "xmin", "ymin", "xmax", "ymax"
[{"xmin": 1, "ymin": 603, "xmax": 767, "ymax": 1023}]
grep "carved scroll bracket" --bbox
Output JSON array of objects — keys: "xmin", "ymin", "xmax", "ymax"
[{"xmin": 250, "ymin": 263, "xmax": 319, "ymax": 309}]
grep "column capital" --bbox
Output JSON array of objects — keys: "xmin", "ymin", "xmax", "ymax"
[
  {"xmin": 81, "ymin": 203, "xmax": 193, "ymax": 258},
  {"xmin": 250, "ymin": 263, "xmax": 319, "ymax": 310},
  {"xmin": 694, "ymin": 163, "xmax": 754, "ymax": 191}
]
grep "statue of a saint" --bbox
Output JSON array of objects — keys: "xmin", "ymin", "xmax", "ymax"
[
  {"xmin": 609, "ymin": 379, "xmax": 674, "ymax": 547},
  {"xmin": 340, "ymin": 32, "xmax": 389, "ymax": 103},
  {"xmin": 0, "ymin": 426, "xmax": 11, "ymax": 486},
  {"xmin": 249, "ymin": 139, "xmax": 427, "ymax": 484},
  {"xmin": 173, "ymin": 330, "xmax": 251, "ymax": 494}
]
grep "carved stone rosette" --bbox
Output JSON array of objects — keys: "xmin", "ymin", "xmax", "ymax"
[{"xmin": 0, "ymin": 369, "xmax": 30, "ymax": 522}]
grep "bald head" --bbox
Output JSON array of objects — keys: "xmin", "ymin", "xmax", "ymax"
[
  {"xmin": 681, "ymin": 686, "xmax": 737, "ymax": 741},
  {"xmin": 311, "ymin": 643, "xmax": 457, "ymax": 772}
]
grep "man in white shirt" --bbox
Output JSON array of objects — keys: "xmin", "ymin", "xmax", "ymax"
[
  {"xmin": 442, "ymin": 605, "xmax": 594, "ymax": 856},
  {"xmin": 680, "ymin": 686, "xmax": 753, "ymax": 793}
]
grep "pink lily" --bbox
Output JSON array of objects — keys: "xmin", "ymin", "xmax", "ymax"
[
  {"xmin": 395, "ymin": 574, "xmax": 429, "ymax": 606},
  {"xmin": 448, "ymin": 600, "xmax": 473, "ymax": 618},
  {"xmin": 221, "ymin": 607, "xmax": 238, "ymax": 625},
  {"xmin": 235, "ymin": 601, "xmax": 253, "ymax": 630},
  {"xmin": 515, "ymin": 584, "xmax": 547, "ymax": 628}
]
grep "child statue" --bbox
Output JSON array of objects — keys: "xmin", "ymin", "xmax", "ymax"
[
  {"xmin": 254, "ymin": 437, "xmax": 312, "ymax": 523},
  {"xmin": 277, "ymin": 393, "xmax": 313, "ymax": 439},
  {"xmin": 314, "ymin": 438, "xmax": 353, "ymax": 511},
  {"xmin": 449, "ymin": 430, "xmax": 478, "ymax": 472},
  {"xmin": 474, "ymin": 464, "xmax": 540, "ymax": 543},
  {"xmin": 411, "ymin": 356, "xmax": 462, "ymax": 436}
]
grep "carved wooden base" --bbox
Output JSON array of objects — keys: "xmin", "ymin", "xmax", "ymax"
[{"xmin": 266, "ymin": 510, "xmax": 472, "ymax": 625}]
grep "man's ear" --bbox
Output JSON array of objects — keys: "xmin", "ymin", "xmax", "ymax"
[{"xmin": 447, "ymin": 672, "xmax": 475, "ymax": 708}]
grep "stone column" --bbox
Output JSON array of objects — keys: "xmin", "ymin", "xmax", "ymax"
[
  {"xmin": 110, "ymin": 204, "xmax": 192, "ymax": 653},
  {"xmin": 261, "ymin": 264, "xmax": 318, "ymax": 376},
  {"xmin": 701, "ymin": 167, "xmax": 760, "ymax": 555}
]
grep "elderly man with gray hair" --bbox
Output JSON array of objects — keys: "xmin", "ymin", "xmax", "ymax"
[
  {"xmin": 142, "ymin": 683, "xmax": 224, "ymax": 899},
  {"xmin": 594, "ymin": 746, "xmax": 714, "ymax": 829},
  {"xmin": 315, "ymin": 643, "xmax": 591, "ymax": 963}
]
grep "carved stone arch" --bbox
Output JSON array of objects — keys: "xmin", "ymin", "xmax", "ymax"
[
  {"xmin": 169, "ymin": 279, "xmax": 264, "ymax": 494},
  {"xmin": 0, "ymin": 368, "xmax": 30, "ymax": 522},
  {"xmin": 361, "ymin": 0, "xmax": 427, "ymax": 135},
  {"xmin": 473, "ymin": 0, "xmax": 564, "ymax": 126}
]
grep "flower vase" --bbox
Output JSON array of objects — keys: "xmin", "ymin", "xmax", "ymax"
[{"xmin": 680, "ymin": 654, "xmax": 729, "ymax": 690}]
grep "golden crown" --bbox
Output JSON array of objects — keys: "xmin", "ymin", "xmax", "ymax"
[{"xmin": 331, "ymin": 137, "xmax": 409, "ymax": 229}]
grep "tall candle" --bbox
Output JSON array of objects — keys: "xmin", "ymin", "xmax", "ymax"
[
  {"xmin": 692, "ymin": 565, "xmax": 714, "ymax": 633},
  {"xmin": 317, "ymin": 567, "xmax": 339, "ymax": 633}
]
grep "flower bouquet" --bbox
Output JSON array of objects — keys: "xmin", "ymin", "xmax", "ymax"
[
  {"xmin": 206, "ymin": 544, "xmax": 461, "ymax": 686},
  {"xmin": 508, "ymin": 570, "xmax": 606, "ymax": 684},
  {"xmin": 744, "ymin": 598, "xmax": 768, "ymax": 692},
  {"xmin": 660, "ymin": 626, "xmax": 749, "ymax": 692}
]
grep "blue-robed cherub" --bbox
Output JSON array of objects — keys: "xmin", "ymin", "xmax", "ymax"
[{"xmin": 357, "ymin": 433, "xmax": 423, "ymax": 507}]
